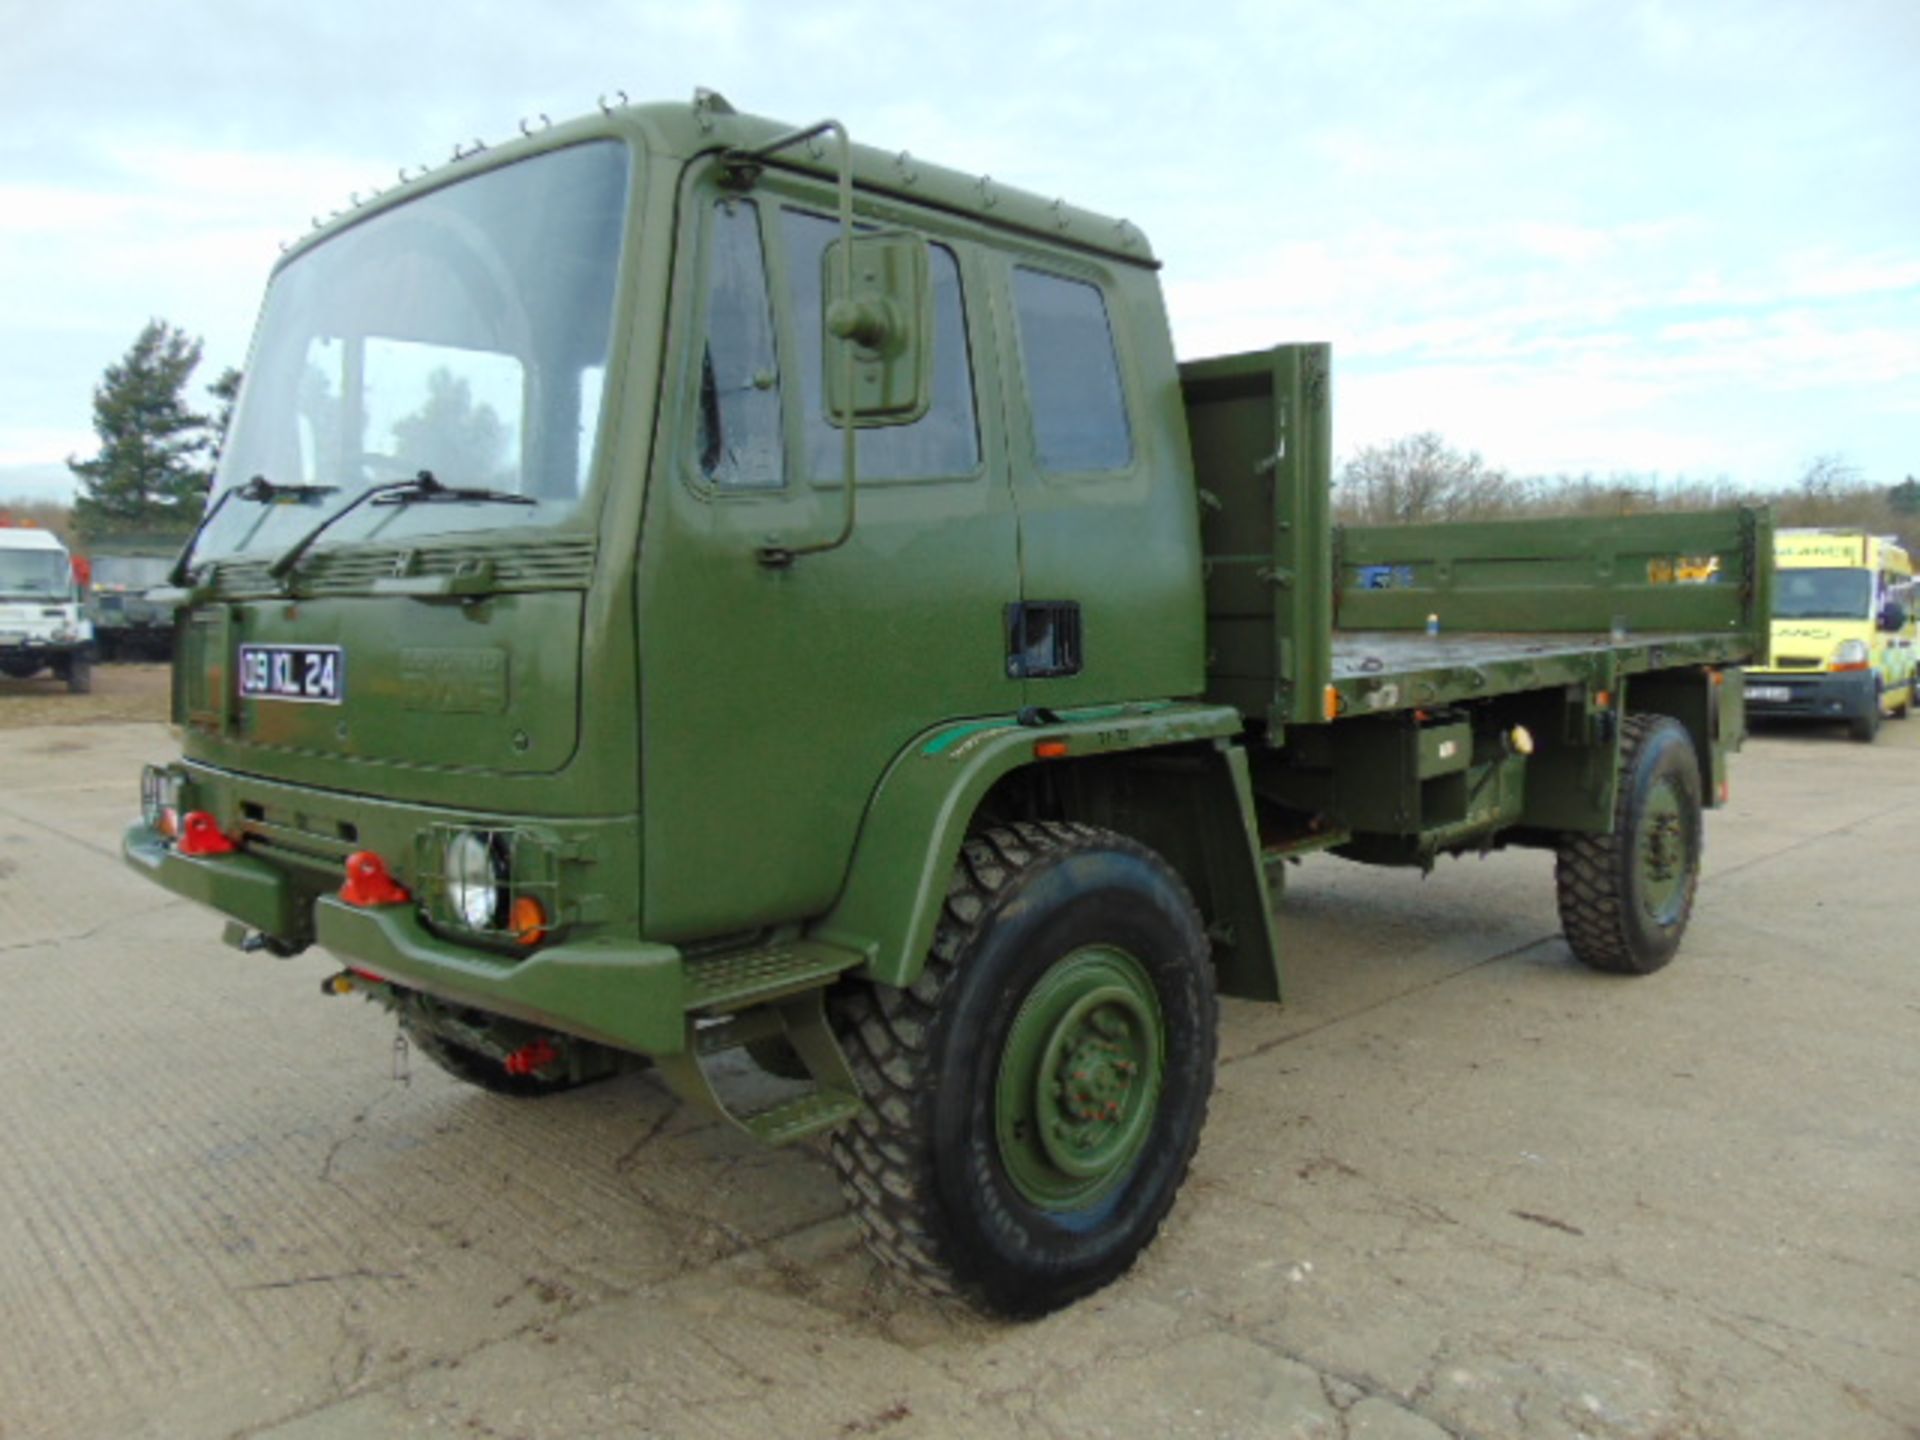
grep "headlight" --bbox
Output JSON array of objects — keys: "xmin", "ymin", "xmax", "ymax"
[
  {"xmin": 445, "ymin": 830, "xmax": 508, "ymax": 930},
  {"xmin": 1830, "ymin": 639, "xmax": 1870, "ymax": 671},
  {"xmin": 140, "ymin": 765, "xmax": 182, "ymax": 838}
]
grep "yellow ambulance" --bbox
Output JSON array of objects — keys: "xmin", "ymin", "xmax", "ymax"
[{"xmin": 1744, "ymin": 529, "xmax": 1916, "ymax": 741}]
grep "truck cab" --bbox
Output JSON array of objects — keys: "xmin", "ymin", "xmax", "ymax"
[{"xmin": 1744, "ymin": 529, "xmax": 1915, "ymax": 740}]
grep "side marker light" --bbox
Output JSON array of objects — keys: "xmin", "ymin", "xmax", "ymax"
[
  {"xmin": 341, "ymin": 851, "xmax": 411, "ymax": 907},
  {"xmin": 178, "ymin": 811, "xmax": 238, "ymax": 856},
  {"xmin": 1033, "ymin": 739, "xmax": 1069, "ymax": 760}
]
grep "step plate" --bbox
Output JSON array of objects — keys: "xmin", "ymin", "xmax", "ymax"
[{"xmin": 683, "ymin": 943, "xmax": 854, "ymax": 1013}]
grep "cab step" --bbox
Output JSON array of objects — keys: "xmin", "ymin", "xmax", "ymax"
[
  {"xmin": 741, "ymin": 1088, "xmax": 863, "ymax": 1145},
  {"xmin": 653, "ymin": 987, "xmax": 866, "ymax": 1147},
  {"xmin": 683, "ymin": 938, "xmax": 861, "ymax": 1013}
]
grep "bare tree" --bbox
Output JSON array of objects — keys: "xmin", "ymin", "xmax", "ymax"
[{"xmin": 1337, "ymin": 433, "xmax": 1519, "ymax": 524}]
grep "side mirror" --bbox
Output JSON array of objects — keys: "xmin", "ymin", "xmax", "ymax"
[
  {"xmin": 1878, "ymin": 601, "xmax": 1906, "ymax": 633},
  {"xmin": 822, "ymin": 231, "xmax": 932, "ymax": 427}
]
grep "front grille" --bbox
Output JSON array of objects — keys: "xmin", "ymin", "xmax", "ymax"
[{"xmin": 205, "ymin": 536, "xmax": 598, "ymax": 598}]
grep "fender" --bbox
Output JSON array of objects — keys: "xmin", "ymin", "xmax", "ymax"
[{"xmin": 811, "ymin": 701, "xmax": 1283, "ymax": 1000}]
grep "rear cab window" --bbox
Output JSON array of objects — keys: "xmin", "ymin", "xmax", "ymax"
[{"xmin": 1009, "ymin": 266, "xmax": 1133, "ymax": 474}]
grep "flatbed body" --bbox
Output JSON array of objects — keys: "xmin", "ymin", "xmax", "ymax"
[{"xmin": 1328, "ymin": 628, "xmax": 1751, "ymax": 710}]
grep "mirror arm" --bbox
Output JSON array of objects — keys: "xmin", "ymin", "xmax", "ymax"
[{"xmin": 726, "ymin": 120, "xmax": 859, "ymax": 569}]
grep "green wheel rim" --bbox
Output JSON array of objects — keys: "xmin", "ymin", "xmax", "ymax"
[
  {"xmin": 995, "ymin": 945, "xmax": 1166, "ymax": 1211},
  {"xmin": 1635, "ymin": 778, "xmax": 1692, "ymax": 926}
]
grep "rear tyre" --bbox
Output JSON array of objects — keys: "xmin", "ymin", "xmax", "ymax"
[
  {"xmin": 1556, "ymin": 715, "xmax": 1702, "ymax": 975},
  {"xmin": 829, "ymin": 822, "xmax": 1217, "ymax": 1317}
]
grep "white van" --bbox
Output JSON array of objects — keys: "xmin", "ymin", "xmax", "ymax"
[{"xmin": 0, "ymin": 523, "xmax": 93, "ymax": 692}]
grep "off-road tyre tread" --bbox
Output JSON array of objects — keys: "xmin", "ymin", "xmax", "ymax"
[
  {"xmin": 827, "ymin": 820, "xmax": 1214, "ymax": 1311},
  {"xmin": 1555, "ymin": 715, "xmax": 1698, "ymax": 975}
]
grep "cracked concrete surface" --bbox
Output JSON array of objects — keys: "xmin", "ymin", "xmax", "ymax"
[{"xmin": 0, "ymin": 718, "xmax": 1914, "ymax": 1439}]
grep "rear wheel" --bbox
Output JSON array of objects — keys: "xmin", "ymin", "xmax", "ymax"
[
  {"xmin": 1556, "ymin": 715, "xmax": 1703, "ymax": 975},
  {"xmin": 829, "ymin": 822, "xmax": 1217, "ymax": 1317}
]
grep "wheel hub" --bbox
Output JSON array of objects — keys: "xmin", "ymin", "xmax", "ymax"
[{"xmin": 996, "ymin": 946, "xmax": 1166, "ymax": 1209}]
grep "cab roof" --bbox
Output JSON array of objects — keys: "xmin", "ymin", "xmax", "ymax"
[{"xmin": 281, "ymin": 89, "xmax": 1157, "ymax": 271}]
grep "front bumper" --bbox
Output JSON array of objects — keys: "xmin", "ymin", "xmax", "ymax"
[
  {"xmin": 1741, "ymin": 668, "xmax": 1876, "ymax": 722},
  {"xmin": 1, "ymin": 636, "xmax": 87, "ymax": 657},
  {"xmin": 124, "ymin": 821, "xmax": 687, "ymax": 1054}
]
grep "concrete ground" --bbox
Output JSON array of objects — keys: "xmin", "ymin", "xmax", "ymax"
[{"xmin": 0, "ymin": 713, "xmax": 1914, "ymax": 1440}]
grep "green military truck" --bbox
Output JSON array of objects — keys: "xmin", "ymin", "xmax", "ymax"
[
  {"xmin": 127, "ymin": 93, "xmax": 1769, "ymax": 1317},
  {"xmin": 86, "ymin": 542, "xmax": 185, "ymax": 660}
]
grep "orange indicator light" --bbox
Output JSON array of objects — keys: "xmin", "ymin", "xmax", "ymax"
[
  {"xmin": 510, "ymin": 896, "xmax": 549, "ymax": 946},
  {"xmin": 1033, "ymin": 739, "xmax": 1070, "ymax": 760}
]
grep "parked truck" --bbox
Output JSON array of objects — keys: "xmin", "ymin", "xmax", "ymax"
[
  {"xmin": 126, "ymin": 93, "xmax": 1770, "ymax": 1317},
  {"xmin": 0, "ymin": 519, "xmax": 93, "ymax": 691},
  {"xmin": 86, "ymin": 541, "xmax": 186, "ymax": 661}
]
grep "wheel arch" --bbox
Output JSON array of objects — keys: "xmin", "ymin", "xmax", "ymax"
[
  {"xmin": 1625, "ymin": 666, "xmax": 1727, "ymax": 808},
  {"xmin": 812, "ymin": 704, "xmax": 1282, "ymax": 1002}
]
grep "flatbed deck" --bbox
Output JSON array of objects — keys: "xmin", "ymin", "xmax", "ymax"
[{"xmin": 1328, "ymin": 629, "xmax": 1750, "ymax": 714}]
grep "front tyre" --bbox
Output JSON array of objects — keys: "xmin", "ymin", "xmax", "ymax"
[
  {"xmin": 1555, "ymin": 715, "xmax": 1703, "ymax": 975},
  {"xmin": 830, "ymin": 822, "xmax": 1217, "ymax": 1317},
  {"xmin": 1849, "ymin": 681, "xmax": 1883, "ymax": 742}
]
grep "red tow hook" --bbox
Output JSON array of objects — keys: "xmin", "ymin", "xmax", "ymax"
[
  {"xmin": 178, "ymin": 811, "xmax": 238, "ymax": 856},
  {"xmin": 503, "ymin": 1038, "xmax": 559, "ymax": 1076},
  {"xmin": 340, "ymin": 851, "xmax": 411, "ymax": 907}
]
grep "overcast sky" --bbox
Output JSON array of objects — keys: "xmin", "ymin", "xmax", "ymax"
[{"xmin": 3, "ymin": 0, "xmax": 1915, "ymax": 503}]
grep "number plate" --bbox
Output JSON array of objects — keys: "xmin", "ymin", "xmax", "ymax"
[
  {"xmin": 1744, "ymin": 684, "xmax": 1791, "ymax": 704},
  {"xmin": 238, "ymin": 644, "xmax": 344, "ymax": 704}
]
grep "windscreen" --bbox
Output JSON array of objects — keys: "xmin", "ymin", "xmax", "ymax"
[
  {"xmin": 0, "ymin": 548, "xmax": 69, "ymax": 600},
  {"xmin": 193, "ymin": 140, "xmax": 630, "ymax": 563},
  {"xmin": 1772, "ymin": 567, "xmax": 1873, "ymax": 620},
  {"xmin": 91, "ymin": 555, "xmax": 174, "ymax": 589}
]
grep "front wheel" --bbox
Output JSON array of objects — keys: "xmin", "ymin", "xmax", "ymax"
[
  {"xmin": 1849, "ymin": 681, "xmax": 1883, "ymax": 742},
  {"xmin": 1555, "ymin": 715, "xmax": 1703, "ymax": 975},
  {"xmin": 829, "ymin": 822, "xmax": 1217, "ymax": 1317}
]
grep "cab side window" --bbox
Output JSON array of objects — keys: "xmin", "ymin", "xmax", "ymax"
[
  {"xmin": 1011, "ymin": 266, "xmax": 1132, "ymax": 473},
  {"xmin": 698, "ymin": 198, "xmax": 783, "ymax": 490},
  {"xmin": 779, "ymin": 210, "xmax": 980, "ymax": 481}
]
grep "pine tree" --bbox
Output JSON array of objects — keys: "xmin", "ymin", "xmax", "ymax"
[
  {"xmin": 67, "ymin": 320, "xmax": 213, "ymax": 536},
  {"xmin": 206, "ymin": 366, "xmax": 243, "ymax": 469}
]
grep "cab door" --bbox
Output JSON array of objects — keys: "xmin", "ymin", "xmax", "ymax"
[
  {"xmin": 635, "ymin": 169, "xmax": 1021, "ymax": 939},
  {"xmin": 988, "ymin": 253, "xmax": 1205, "ymax": 710}
]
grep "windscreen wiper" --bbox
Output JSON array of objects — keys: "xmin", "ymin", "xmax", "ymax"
[
  {"xmin": 168, "ymin": 474, "xmax": 339, "ymax": 585},
  {"xmin": 267, "ymin": 470, "xmax": 535, "ymax": 582}
]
